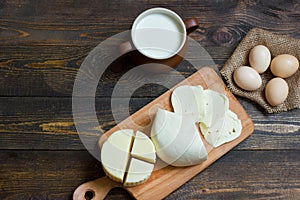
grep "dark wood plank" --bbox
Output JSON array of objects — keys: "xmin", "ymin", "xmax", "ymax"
[
  {"xmin": 0, "ymin": 97, "xmax": 150, "ymax": 150},
  {"xmin": 0, "ymin": 97, "xmax": 299, "ymax": 150},
  {"xmin": 236, "ymin": 99, "xmax": 300, "ymax": 150},
  {"xmin": 0, "ymin": 0, "xmax": 299, "ymax": 97},
  {"xmin": 0, "ymin": 150, "xmax": 104, "ymax": 200},
  {"xmin": 166, "ymin": 150, "xmax": 300, "ymax": 200},
  {"xmin": 0, "ymin": 150, "xmax": 299, "ymax": 200}
]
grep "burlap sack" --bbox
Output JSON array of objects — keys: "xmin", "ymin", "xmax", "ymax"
[{"xmin": 220, "ymin": 28, "xmax": 299, "ymax": 113}]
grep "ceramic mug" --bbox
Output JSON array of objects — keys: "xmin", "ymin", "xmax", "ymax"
[{"xmin": 120, "ymin": 7, "xmax": 199, "ymax": 71}]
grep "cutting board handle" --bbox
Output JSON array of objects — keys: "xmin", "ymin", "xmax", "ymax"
[{"xmin": 73, "ymin": 176, "xmax": 119, "ymax": 200}]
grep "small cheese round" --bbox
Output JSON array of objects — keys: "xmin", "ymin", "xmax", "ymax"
[{"xmin": 101, "ymin": 129, "xmax": 156, "ymax": 186}]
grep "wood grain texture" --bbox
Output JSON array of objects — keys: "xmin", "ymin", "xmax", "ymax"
[
  {"xmin": 0, "ymin": 97, "xmax": 299, "ymax": 150},
  {"xmin": 0, "ymin": 0, "xmax": 299, "ymax": 199},
  {"xmin": 0, "ymin": 0, "xmax": 299, "ymax": 97},
  {"xmin": 0, "ymin": 150, "xmax": 299, "ymax": 200}
]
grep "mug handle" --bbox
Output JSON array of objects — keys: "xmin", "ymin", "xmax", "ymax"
[{"xmin": 184, "ymin": 17, "xmax": 199, "ymax": 35}]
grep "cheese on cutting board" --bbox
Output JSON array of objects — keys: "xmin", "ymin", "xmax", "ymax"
[
  {"xmin": 200, "ymin": 110, "xmax": 242, "ymax": 147},
  {"xmin": 200, "ymin": 89, "xmax": 229, "ymax": 128},
  {"xmin": 131, "ymin": 131, "xmax": 156, "ymax": 163},
  {"xmin": 171, "ymin": 85, "xmax": 229, "ymax": 128},
  {"xmin": 101, "ymin": 129, "xmax": 156, "ymax": 186},
  {"xmin": 102, "ymin": 84, "xmax": 242, "ymax": 185},
  {"xmin": 171, "ymin": 85, "xmax": 204, "ymax": 122},
  {"xmin": 124, "ymin": 158, "xmax": 154, "ymax": 187},
  {"xmin": 151, "ymin": 108, "xmax": 208, "ymax": 167},
  {"xmin": 170, "ymin": 85, "xmax": 242, "ymax": 147},
  {"xmin": 101, "ymin": 129, "xmax": 134, "ymax": 183}
]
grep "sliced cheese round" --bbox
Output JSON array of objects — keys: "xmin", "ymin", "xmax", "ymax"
[
  {"xmin": 101, "ymin": 129, "xmax": 156, "ymax": 186},
  {"xmin": 200, "ymin": 110, "xmax": 242, "ymax": 147},
  {"xmin": 131, "ymin": 131, "xmax": 156, "ymax": 163},
  {"xmin": 124, "ymin": 158, "xmax": 154, "ymax": 187},
  {"xmin": 101, "ymin": 129, "xmax": 134, "ymax": 183},
  {"xmin": 151, "ymin": 108, "xmax": 207, "ymax": 167},
  {"xmin": 171, "ymin": 85, "xmax": 204, "ymax": 122}
]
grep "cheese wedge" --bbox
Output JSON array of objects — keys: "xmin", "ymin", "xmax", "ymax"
[
  {"xmin": 101, "ymin": 129, "xmax": 134, "ymax": 183},
  {"xmin": 200, "ymin": 110, "xmax": 242, "ymax": 147},
  {"xmin": 124, "ymin": 158, "xmax": 154, "ymax": 187},
  {"xmin": 151, "ymin": 108, "xmax": 207, "ymax": 167},
  {"xmin": 131, "ymin": 131, "xmax": 156, "ymax": 163},
  {"xmin": 171, "ymin": 85, "xmax": 204, "ymax": 122}
]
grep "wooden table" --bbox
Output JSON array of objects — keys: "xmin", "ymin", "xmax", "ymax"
[{"xmin": 0, "ymin": 1, "xmax": 299, "ymax": 199}]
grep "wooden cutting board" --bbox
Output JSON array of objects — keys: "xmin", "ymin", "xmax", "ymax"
[{"xmin": 73, "ymin": 67, "xmax": 254, "ymax": 200}]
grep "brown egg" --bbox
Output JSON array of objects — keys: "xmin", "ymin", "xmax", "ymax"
[
  {"xmin": 233, "ymin": 66, "xmax": 262, "ymax": 91},
  {"xmin": 270, "ymin": 54, "xmax": 299, "ymax": 78},
  {"xmin": 265, "ymin": 78, "xmax": 289, "ymax": 106},
  {"xmin": 249, "ymin": 45, "xmax": 271, "ymax": 74}
]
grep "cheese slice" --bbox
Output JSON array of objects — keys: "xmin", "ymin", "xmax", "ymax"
[
  {"xmin": 131, "ymin": 131, "xmax": 156, "ymax": 163},
  {"xmin": 101, "ymin": 129, "xmax": 134, "ymax": 183},
  {"xmin": 124, "ymin": 158, "xmax": 154, "ymax": 187},
  {"xmin": 151, "ymin": 108, "xmax": 207, "ymax": 167},
  {"xmin": 171, "ymin": 85, "xmax": 229, "ymax": 127},
  {"xmin": 200, "ymin": 110, "xmax": 242, "ymax": 147},
  {"xmin": 200, "ymin": 89, "xmax": 229, "ymax": 128},
  {"xmin": 191, "ymin": 86, "xmax": 205, "ymax": 119},
  {"xmin": 171, "ymin": 85, "xmax": 204, "ymax": 122}
]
